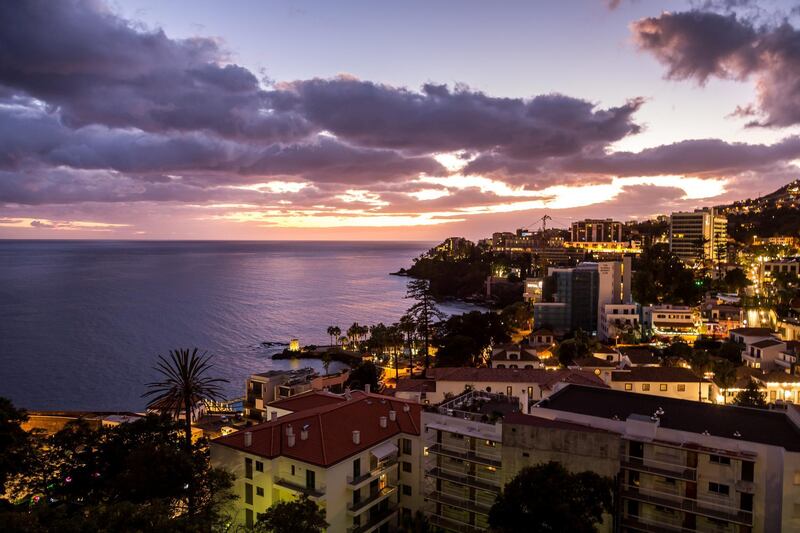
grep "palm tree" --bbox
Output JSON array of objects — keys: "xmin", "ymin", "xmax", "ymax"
[
  {"xmin": 326, "ymin": 326, "xmax": 341, "ymax": 347},
  {"xmin": 143, "ymin": 348, "xmax": 228, "ymax": 451},
  {"xmin": 321, "ymin": 352, "xmax": 332, "ymax": 377}
]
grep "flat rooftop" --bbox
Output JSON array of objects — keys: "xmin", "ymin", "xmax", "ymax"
[{"xmin": 537, "ymin": 385, "xmax": 800, "ymax": 452}]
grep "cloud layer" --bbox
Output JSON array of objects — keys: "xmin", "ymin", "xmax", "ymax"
[{"xmin": 0, "ymin": 0, "xmax": 798, "ymax": 237}]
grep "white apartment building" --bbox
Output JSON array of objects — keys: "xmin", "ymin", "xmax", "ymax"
[
  {"xmin": 644, "ymin": 305, "xmax": 700, "ymax": 339},
  {"xmin": 422, "ymin": 367, "xmax": 607, "ymax": 405},
  {"xmin": 609, "ymin": 366, "xmax": 715, "ymax": 402},
  {"xmin": 743, "ymin": 338, "xmax": 788, "ymax": 370},
  {"xmin": 600, "ymin": 302, "xmax": 641, "ymax": 342},
  {"xmin": 532, "ymin": 385, "xmax": 800, "ymax": 532},
  {"xmin": 211, "ymin": 391, "xmax": 424, "ymax": 532}
]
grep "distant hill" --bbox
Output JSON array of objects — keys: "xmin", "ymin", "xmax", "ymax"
[
  {"xmin": 716, "ymin": 179, "xmax": 800, "ymax": 242},
  {"xmin": 716, "ymin": 179, "xmax": 800, "ymax": 214}
]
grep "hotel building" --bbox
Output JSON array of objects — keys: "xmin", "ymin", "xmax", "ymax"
[{"xmin": 669, "ymin": 208, "xmax": 728, "ymax": 265}]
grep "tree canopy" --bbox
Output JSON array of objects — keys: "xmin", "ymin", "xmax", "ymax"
[
  {"xmin": 488, "ymin": 462, "xmax": 613, "ymax": 533},
  {"xmin": 345, "ymin": 361, "xmax": 383, "ymax": 392},
  {"xmin": 255, "ymin": 495, "xmax": 327, "ymax": 533},
  {"xmin": 632, "ymin": 244, "xmax": 702, "ymax": 306},
  {"xmin": 733, "ymin": 379, "xmax": 767, "ymax": 409}
]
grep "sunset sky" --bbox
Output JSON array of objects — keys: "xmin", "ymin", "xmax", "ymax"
[{"xmin": 2, "ymin": 0, "xmax": 800, "ymax": 240}]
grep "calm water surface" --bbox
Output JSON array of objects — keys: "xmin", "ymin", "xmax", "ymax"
[{"xmin": 0, "ymin": 240, "xmax": 476, "ymax": 411}]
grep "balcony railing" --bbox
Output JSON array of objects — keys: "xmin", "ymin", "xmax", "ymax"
[
  {"xmin": 427, "ymin": 513, "xmax": 485, "ymax": 533},
  {"xmin": 426, "ymin": 466, "xmax": 501, "ymax": 493},
  {"xmin": 273, "ymin": 478, "xmax": 325, "ymax": 499},
  {"xmin": 347, "ymin": 486, "xmax": 397, "ymax": 515},
  {"xmin": 425, "ymin": 489, "xmax": 493, "ymax": 515},
  {"xmin": 620, "ymin": 484, "xmax": 753, "ymax": 526},
  {"xmin": 347, "ymin": 457, "xmax": 398, "ymax": 487},
  {"xmin": 427, "ymin": 443, "xmax": 501, "ymax": 467},
  {"xmin": 347, "ymin": 504, "xmax": 398, "ymax": 533},
  {"xmin": 621, "ymin": 455, "xmax": 697, "ymax": 482}
]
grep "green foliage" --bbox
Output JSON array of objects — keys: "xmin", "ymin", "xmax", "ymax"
[
  {"xmin": 712, "ymin": 359, "xmax": 737, "ymax": 398},
  {"xmin": 488, "ymin": 461, "xmax": 613, "ymax": 533},
  {"xmin": 717, "ymin": 340, "xmax": 744, "ymax": 364},
  {"xmin": 500, "ymin": 301, "xmax": 531, "ymax": 331},
  {"xmin": 723, "ymin": 268, "xmax": 751, "ymax": 293},
  {"xmin": 632, "ymin": 244, "xmax": 702, "ymax": 305},
  {"xmin": 255, "ymin": 495, "xmax": 327, "ymax": 533},
  {"xmin": 0, "ymin": 397, "xmax": 28, "ymax": 495},
  {"xmin": 405, "ymin": 279, "xmax": 446, "ymax": 369},
  {"xmin": 663, "ymin": 341, "xmax": 693, "ymax": 361},
  {"xmin": 555, "ymin": 329, "xmax": 595, "ymax": 366},
  {"xmin": 733, "ymin": 379, "xmax": 768, "ymax": 408},
  {"xmin": 405, "ymin": 242, "xmax": 492, "ymax": 300},
  {"xmin": 435, "ymin": 335, "xmax": 480, "ymax": 367},
  {"xmin": 345, "ymin": 361, "xmax": 383, "ymax": 391},
  {"xmin": 144, "ymin": 348, "xmax": 228, "ymax": 452},
  {"xmin": 726, "ymin": 206, "xmax": 800, "ymax": 243},
  {"xmin": 1, "ymin": 412, "xmax": 234, "ymax": 532}
]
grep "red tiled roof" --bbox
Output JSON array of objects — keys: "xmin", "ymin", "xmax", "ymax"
[
  {"xmin": 503, "ymin": 412, "xmax": 614, "ymax": 434},
  {"xmin": 266, "ymin": 390, "xmax": 356, "ymax": 412},
  {"xmin": 393, "ymin": 379, "xmax": 436, "ymax": 393},
  {"xmin": 213, "ymin": 394, "xmax": 421, "ymax": 467},
  {"xmin": 427, "ymin": 367, "xmax": 607, "ymax": 389},
  {"xmin": 610, "ymin": 366, "xmax": 708, "ymax": 383}
]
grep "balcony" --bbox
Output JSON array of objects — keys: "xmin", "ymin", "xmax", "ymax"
[
  {"xmin": 425, "ymin": 489, "xmax": 493, "ymax": 515},
  {"xmin": 427, "ymin": 443, "xmax": 501, "ymax": 468},
  {"xmin": 347, "ymin": 457, "xmax": 398, "ymax": 489},
  {"xmin": 347, "ymin": 486, "xmax": 397, "ymax": 515},
  {"xmin": 426, "ymin": 466, "xmax": 501, "ymax": 493},
  {"xmin": 347, "ymin": 504, "xmax": 398, "ymax": 533},
  {"xmin": 620, "ymin": 485, "xmax": 753, "ymax": 526},
  {"xmin": 427, "ymin": 513, "xmax": 485, "ymax": 533},
  {"xmin": 273, "ymin": 478, "xmax": 325, "ymax": 500},
  {"xmin": 621, "ymin": 455, "xmax": 697, "ymax": 482},
  {"xmin": 621, "ymin": 515, "xmax": 695, "ymax": 533}
]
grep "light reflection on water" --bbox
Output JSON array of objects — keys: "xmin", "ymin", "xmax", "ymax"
[{"xmin": 0, "ymin": 240, "xmax": 480, "ymax": 411}]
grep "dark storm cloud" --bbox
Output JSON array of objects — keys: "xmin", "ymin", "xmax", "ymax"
[
  {"xmin": 632, "ymin": 9, "xmax": 800, "ymax": 127},
  {"xmin": 0, "ymin": 0, "xmax": 311, "ymax": 141},
  {"xmin": 243, "ymin": 136, "xmax": 443, "ymax": 182},
  {"xmin": 564, "ymin": 136, "xmax": 800, "ymax": 176},
  {"xmin": 271, "ymin": 79, "xmax": 644, "ymax": 158}
]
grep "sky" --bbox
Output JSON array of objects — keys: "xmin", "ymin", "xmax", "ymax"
[{"xmin": 2, "ymin": 0, "xmax": 800, "ymax": 240}]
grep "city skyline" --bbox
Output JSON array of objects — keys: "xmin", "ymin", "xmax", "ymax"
[{"xmin": 2, "ymin": 0, "xmax": 800, "ymax": 240}]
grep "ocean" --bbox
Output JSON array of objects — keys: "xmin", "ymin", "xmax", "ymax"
[{"xmin": 0, "ymin": 240, "xmax": 478, "ymax": 411}]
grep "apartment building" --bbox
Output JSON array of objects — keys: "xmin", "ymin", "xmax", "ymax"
[
  {"xmin": 422, "ymin": 390, "xmax": 509, "ymax": 532},
  {"xmin": 211, "ymin": 392, "xmax": 424, "ymax": 532},
  {"xmin": 571, "ymin": 218, "xmax": 623, "ymax": 243},
  {"xmin": 244, "ymin": 368, "xmax": 349, "ymax": 421},
  {"xmin": 644, "ymin": 305, "xmax": 700, "ymax": 340},
  {"xmin": 742, "ymin": 338, "xmax": 788, "ymax": 370},
  {"xmin": 669, "ymin": 208, "xmax": 728, "ymax": 265},
  {"xmin": 609, "ymin": 366, "xmax": 714, "ymax": 402},
  {"xmin": 600, "ymin": 303, "xmax": 641, "ymax": 342},
  {"xmin": 532, "ymin": 385, "xmax": 800, "ymax": 532},
  {"xmin": 422, "ymin": 367, "xmax": 607, "ymax": 405}
]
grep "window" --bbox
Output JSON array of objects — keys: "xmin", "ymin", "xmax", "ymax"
[
  {"xmin": 402, "ymin": 461, "xmax": 412, "ymax": 473},
  {"xmin": 245, "ymin": 483, "xmax": 253, "ymax": 505},
  {"xmin": 677, "ymin": 384, "xmax": 686, "ymax": 392},
  {"xmin": 625, "ymin": 383, "xmax": 633, "ymax": 391},
  {"xmin": 742, "ymin": 461, "xmax": 755, "ymax": 482},
  {"xmin": 642, "ymin": 384, "xmax": 650, "ymax": 391},
  {"xmin": 659, "ymin": 384, "xmax": 668, "ymax": 392},
  {"xmin": 741, "ymin": 493, "xmax": 753, "ymax": 512},
  {"xmin": 255, "ymin": 461, "xmax": 264, "ymax": 472},
  {"xmin": 290, "ymin": 464, "xmax": 295, "ymax": 476},
  {"xmin": 353, "ymin": 458, "xmax": 361, "ymax": 479},
  {"xmin": 708, "ymin": 482, "xmax": 730, "ymax": 496},
  {"xmin": 710, "ymin": 454, "xmax": 731, "ymax": 465},
  {"xmin": 245, "ymin": 508, "xmax": 253, "ymax": 528},
  {"xmin": 402, "ymin": 484, "xmax": 412, "ymax": 496},
  {"xmin": 306, "ymin": 469, "xmax": 315, "ymax": 490},
  {"xmin": 506, "ymin": 386, "xmax": 513, "ymax": 397},
  {"xmin": 245, "ymin": 458, "xmax": 253, "ymax": 479},
  {"xmin": 256, "ymin": 486, "xmax": 264, "ymax": 497},
  {"xmin": 401, "ymin": 438, "xmax": 412, "ymax": 455},
  {"xmin": 522, "ymin": 452, "xmax": 530, "ymax": 458}
]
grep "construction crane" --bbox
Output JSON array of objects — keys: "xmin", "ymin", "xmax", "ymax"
[{"xmin": 522, "ymin": 214, "xmax": 552, "ymax": 233}]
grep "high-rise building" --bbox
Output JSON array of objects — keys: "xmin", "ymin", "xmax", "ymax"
[
  {"xmin": 571, "ymin": 219, "xmax": 623, "ymax": 243},
  {"xmin": 669, "ymin": 208, "xmax": 727, "ymax": 265}
]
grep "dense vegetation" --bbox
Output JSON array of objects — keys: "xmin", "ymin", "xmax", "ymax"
[
  {"xmin": 0, "ymin": 402, "xmax": 233, "ymax": 533},
  {"xmin": 489, "ymin": 462, "xmax": 613, "ymax": 533},
  {"xmin": 632, "ymin": 244, "xmax": 703, "ymax": 305},
  {"xmin": 726, "ymin": 206, "xmax": 800, "ymax": 242}
]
